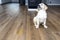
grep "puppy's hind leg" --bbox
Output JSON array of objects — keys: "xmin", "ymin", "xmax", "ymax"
[
  {"xmin": 35, "ymin": 20, "xmax": 39, "ymax": 28},
  {"xmin": 33, "ymin": 21, "xmax": 39, "ymax": 28},
  {"xmin": 33, "ymin": 18, "xmax": 39, "ymax": 28},
  {"xmin": 34, "ymin": 21, "xmax": 37, "ymax": 27},
  {"xmin": 43, "ymin": 19, "xmax": 48, "ymax": 28},
  {"xmin": 33, "ymin": 18, "xmax": 37, "ymax": 27}
]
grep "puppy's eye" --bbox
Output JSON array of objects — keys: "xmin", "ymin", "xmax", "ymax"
[{"xmin": 41, "ymin": 3, "xmax": 43, "ymax": 5}]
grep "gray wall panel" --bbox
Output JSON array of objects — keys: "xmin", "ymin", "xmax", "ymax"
[
  {"xmin": 2, "ymin": 0, "xmax": 11, "ymax": 4},
  {"xmin": 46, "ymin": 0, "xmax": 60, "ymax": 5},
  {"xmin": 12, "ymin": 0, "xmax": 19, "ymax": 2}
]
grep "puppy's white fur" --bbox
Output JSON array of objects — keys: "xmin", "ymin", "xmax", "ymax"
[{"xmin": 33, "ymin": 3, "xmax": 48, "ymax": 28}]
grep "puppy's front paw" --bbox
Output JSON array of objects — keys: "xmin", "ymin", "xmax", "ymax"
[
  {"xmin": 36, "ymin": 25, "xmax": 39, "ymax": 28},
  {"xmin": 44, "ymin": 25, "xmax": 48, "ymax": 28},
  {"xmin": 36, "ymin": 27, "xmax": 39, "ymax": 28}
]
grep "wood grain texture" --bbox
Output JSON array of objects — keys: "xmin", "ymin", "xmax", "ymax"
[{"xmin": 0, "ymin": 3, "xmax": 60, "ymax": 40}]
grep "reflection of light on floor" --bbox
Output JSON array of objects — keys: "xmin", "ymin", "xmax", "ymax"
[
  {"xmin": 5, "ymin": 4, "xmax": 20, "ymax": 17},
  {"xmin": 17, "ymin": 28, "xmax": 24, "ymax": 36}
]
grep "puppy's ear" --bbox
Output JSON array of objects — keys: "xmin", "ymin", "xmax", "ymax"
[{"xmin": 44, "ymin": 4, "xmax": 48, "ymax": 10}]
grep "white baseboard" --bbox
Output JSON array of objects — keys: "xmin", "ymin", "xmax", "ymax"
[{"xmin": 28, "ymin": 8, "xmax": 37, "ymax": 11}]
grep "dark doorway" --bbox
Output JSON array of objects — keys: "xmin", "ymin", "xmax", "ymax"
[
  {"xmin": 19, "ymin": 0, "xmax": 25, "ymax": 6},
  {"xmin": 28, "ymin": 0, "xmax": 42, "ymax": 8}
]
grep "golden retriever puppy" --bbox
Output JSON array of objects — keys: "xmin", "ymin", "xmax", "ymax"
[{"xmin": 33, "ymin": 3, "xmax": 48, "ymax": 28}]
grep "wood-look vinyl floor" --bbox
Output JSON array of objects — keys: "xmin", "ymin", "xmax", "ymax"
[{"xmin": 0, "ymin": 3, "xmax": 60, "ymax": 40}]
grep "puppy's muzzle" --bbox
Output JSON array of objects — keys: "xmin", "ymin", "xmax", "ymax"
[
  {"xmin": 38, "ymin": 5, "xmax": 41, "ymax": 8},
  {"xmin": 38, "ymin": 5, "xmax": 42, "ymax": 10}
]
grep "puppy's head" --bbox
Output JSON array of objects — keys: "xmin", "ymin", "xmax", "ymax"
[{"xmin": 38, "ymin": 3, "xmax": 48, "ymax": 10}]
